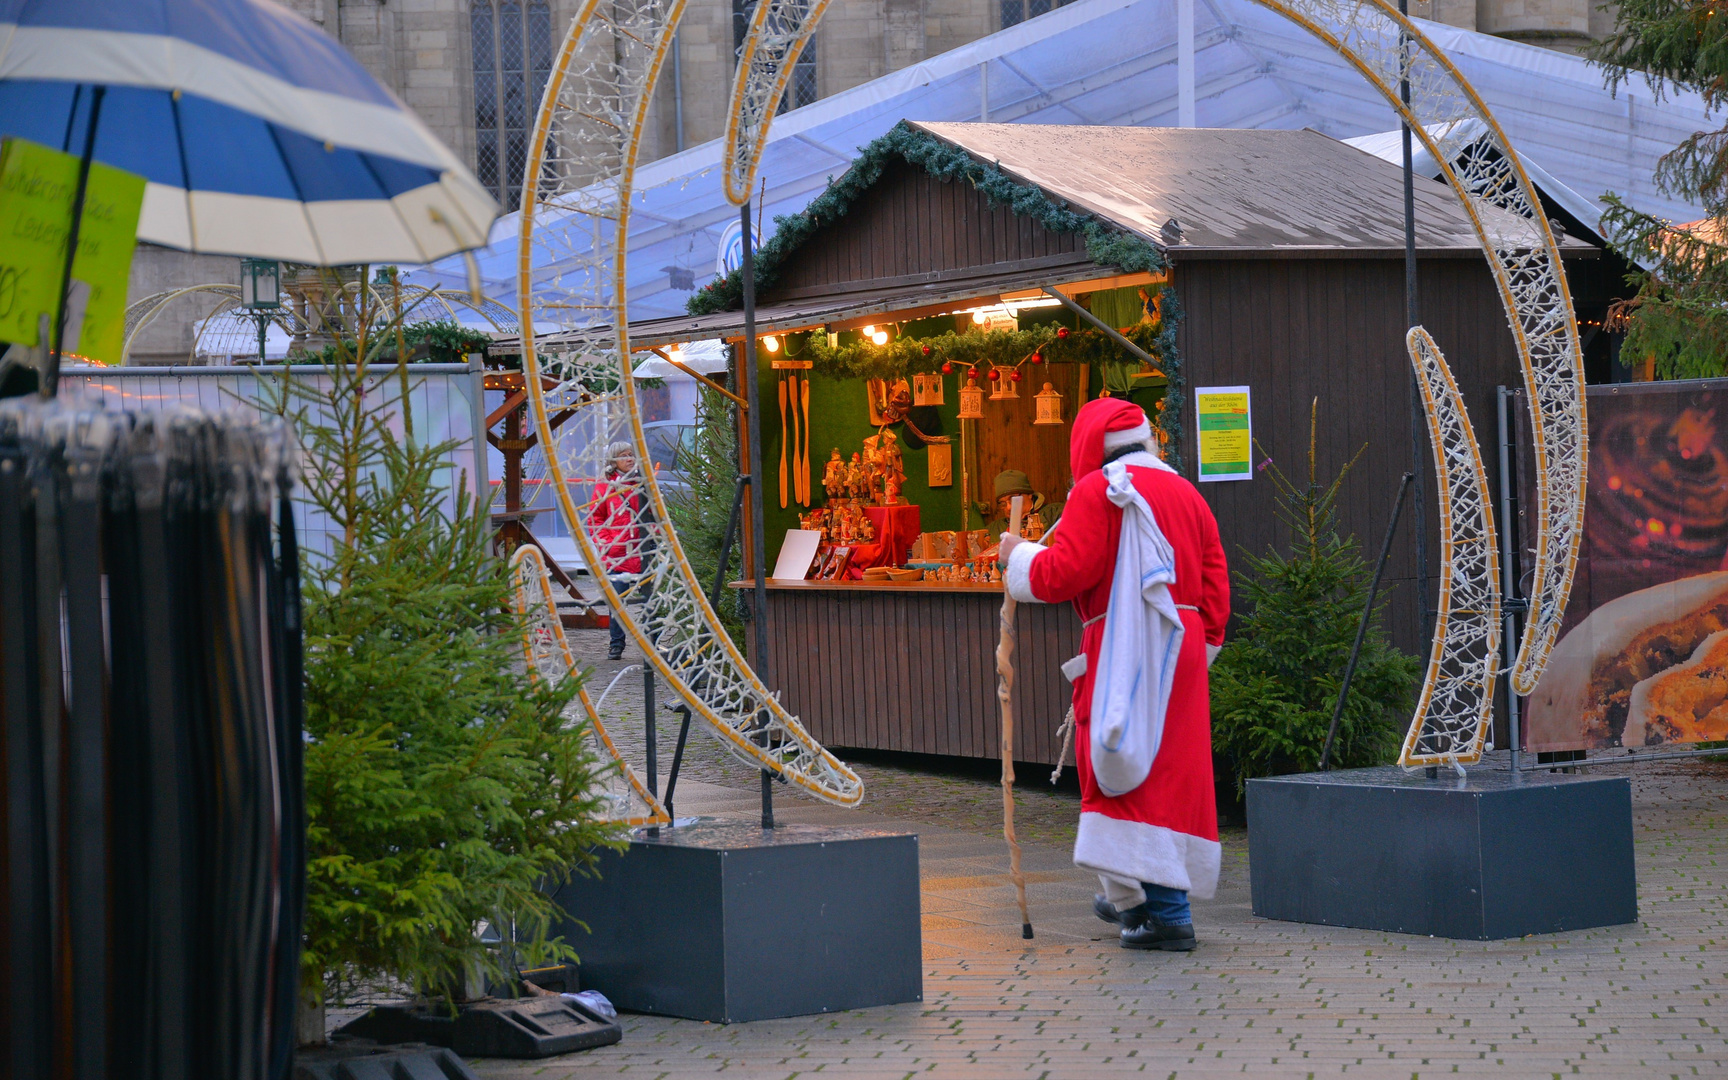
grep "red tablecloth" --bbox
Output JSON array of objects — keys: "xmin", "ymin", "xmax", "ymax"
[{"xmin": 845, "ymin": 504, "xmax": 921, "ymax": 577}]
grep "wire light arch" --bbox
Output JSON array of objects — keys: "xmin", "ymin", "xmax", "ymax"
[
  {"xmin": 514, "ymin": 0, "xmax": 863, "ymax": 804},
  {"xmin": 511, "ymin": 545, "xmax": 671, "ymax": 826},
  {"xmin": 723, "ymin": 0, "xmax": 833, "ymax": 206},
  {"xmin": 516, "ymin": 0, "xmax": 1586, "ymax": 780},
  {"xmin": 1399, "ymin": 328, "xmax": 1500, "ymax": 766}
]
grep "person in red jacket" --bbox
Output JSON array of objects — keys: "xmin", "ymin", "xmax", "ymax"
[
  {"xmin": 593, "ymin": 441, "xmax": 646, "ymax": 660},
  {"xmin": 999, "ymin": 398, "xmax": 1230, "ymax": 951}
]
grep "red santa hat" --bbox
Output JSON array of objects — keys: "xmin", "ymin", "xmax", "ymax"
[{"xmin": 1070, "ymin": 398, "xmax": 1153, "ymax": 480}]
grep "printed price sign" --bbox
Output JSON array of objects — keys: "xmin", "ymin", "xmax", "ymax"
[
  {"xmin": 0, "ymin": 137, "xmax": 146, "ymax": 364},
  {"xmin": 1195, "ymin": 385, "xmax": 1252, "ymax": 481}
]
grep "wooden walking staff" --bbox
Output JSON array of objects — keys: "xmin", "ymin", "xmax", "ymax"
[{"xmin": 996, "ymin": 495, "xmax": 1034, "ymax": 940}]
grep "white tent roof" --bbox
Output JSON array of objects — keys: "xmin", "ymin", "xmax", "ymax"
[
  {"xmin": 409, "ymin": 0, "xmax": 1715, "ymax": 323},
  {"xmin": 1342, "ymin": 119, "xmax": 1611, "ymax": 243}
]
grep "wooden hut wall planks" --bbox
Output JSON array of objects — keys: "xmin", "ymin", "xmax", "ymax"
[{"xmin": 636, "ymin": 121, "xmax": 1616, "ymax": 763}]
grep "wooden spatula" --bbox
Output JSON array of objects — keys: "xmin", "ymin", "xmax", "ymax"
[
  {"xmin": 801, "ymin": 376, "xmax": 811, "ymax": 505},
  {"xmin": 778, "ymin": 376, "xmax": 788, "ymax": 509}
]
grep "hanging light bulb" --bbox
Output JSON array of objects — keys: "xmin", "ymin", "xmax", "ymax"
[
  {"xmin": 862, "ymin": 325, "xmax": 875, "ymax": 336},
  {"xmin": 763, "ymin": 335, "xmax": 780, "ymax": 353},
  {"xmin": 972, "ymin": 310, "xmax": 987, "ymax": 324},
  {"xmin": 872, "ymin": 330, "xmax": 889, "ymax": 346}
]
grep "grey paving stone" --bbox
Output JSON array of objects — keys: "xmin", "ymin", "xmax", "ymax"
[{"xmin": 471, "ymin": 701, "xmax": 1728, "ymax": 1080}]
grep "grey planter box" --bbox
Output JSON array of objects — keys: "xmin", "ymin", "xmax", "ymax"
[
  {"xmin": 552, "ymin": 822, "xmax": 922, "ymax": 1023},
  {"xmin": 1247, "ymin": 766, "xmax": 1636, "ymax": 940}
]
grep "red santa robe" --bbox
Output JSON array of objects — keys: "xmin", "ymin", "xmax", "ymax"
[{"xmin": 1004, "ymin": 399, "xmax": 1230, "ymax": 900}]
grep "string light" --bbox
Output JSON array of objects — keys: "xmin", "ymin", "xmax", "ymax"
[{"xmin": 763, "ymin": 335, "xmax": 780, "ymax": 352}]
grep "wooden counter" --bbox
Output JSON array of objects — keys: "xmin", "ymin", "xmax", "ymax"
[{"xmin": 737, "ymin": 579, "xmax": 1081, "ymax": 764}]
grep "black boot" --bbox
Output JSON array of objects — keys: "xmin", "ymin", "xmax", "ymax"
[
  {"xmin": 1093, "ymin": 894, "xmax": 1148, "ymax": 930},
  {"xmin": 1119, "ymin": 921, "xmax": 1197, "ymax": 951},
  {"xmin": 607, "ymin": 643, "xmax": 624, "ymax": 660}
]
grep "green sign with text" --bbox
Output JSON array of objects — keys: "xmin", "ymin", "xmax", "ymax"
[{"xmin": 0, "ymin": 136, "xmax": 145, "ymax": 364}]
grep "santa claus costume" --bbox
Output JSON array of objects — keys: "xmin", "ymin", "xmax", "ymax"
[{"xmin": 1003, "ymin": 398, "xmax": 1229, "ymax": 950}]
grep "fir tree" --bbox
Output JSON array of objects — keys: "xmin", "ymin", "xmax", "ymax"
[
  {"xmin": 1592, "ymin": 0, "xmax": 1728, "ymax": 378},
  {"xmin": 665, "ymin": 381, "xmax": 746, "ymax": 644},
  {"xmin": 1209, "ymin": 405, "xmax": 1421, "ymax": 794},
  {"xmin": 263, "ymin": 272, "xmax": 623, "ymax": 1019}
]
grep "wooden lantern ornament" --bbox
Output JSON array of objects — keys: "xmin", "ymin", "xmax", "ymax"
[
  {"xmin": 1033, "ymin": 382, "xmax": 1064, "ymax": 425},
  {"xmin": 958, "ymin": 376, "xmax": 985, "ymax": 419},
  {"xmin": 989, "ymin": 364, "xmax": 1019, "ymax": 400}
]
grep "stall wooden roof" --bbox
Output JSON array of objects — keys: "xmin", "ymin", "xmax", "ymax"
[{"xmin": 914, "ymin": 122, "xmax": 1592, "ymax": 256}]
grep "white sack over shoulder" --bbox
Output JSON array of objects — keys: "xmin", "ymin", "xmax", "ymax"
[{"xmin": 1089, "ymin": 456, "xmax": 1184, "ymax": 797}]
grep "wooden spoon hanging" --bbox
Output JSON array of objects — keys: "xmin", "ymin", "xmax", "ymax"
[
  {"xmin": 778, "ymin": 376, "xmax": 788, "ymax": 509},
  {"xmin": 789, "ymin": 373, "xmax": 803, "ymax": 505},
  {"xmin": 800, "ymin": 376, "xmax": 811, "ymax": 505}
]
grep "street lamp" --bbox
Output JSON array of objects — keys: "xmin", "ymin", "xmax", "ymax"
[{"xmin": 239, "ymin": 258, "xmax": 281, "ymax": 362}]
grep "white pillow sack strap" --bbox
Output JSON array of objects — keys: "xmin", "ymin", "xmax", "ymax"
[{"xmin": 1088, "ymin": 460, "xmax": 1184, "ymax": 797}]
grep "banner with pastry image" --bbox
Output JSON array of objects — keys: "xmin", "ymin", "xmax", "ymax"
[{"xmin": 1524, "ymin": 381, "xmax": 1728, "ymax": 751}]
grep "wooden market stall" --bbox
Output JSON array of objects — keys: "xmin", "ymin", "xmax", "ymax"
[{"xmin": 624, "ymin": 120, "xmax": 1604, "ymax": 765}]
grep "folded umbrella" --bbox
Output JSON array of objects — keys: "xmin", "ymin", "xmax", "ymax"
[{"xmin": 0, "ymin": 0, "xmax": 498, "ymax": 265}]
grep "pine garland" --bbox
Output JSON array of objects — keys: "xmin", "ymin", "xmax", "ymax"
[
  {"xmin": 685, "ymin": 119, "xmax": 1188, "ymax": 469},
  {"xmin": 687, "ymin": 121, "xmax": 1166, "ymax": 317},
  {"xmin": 785, "ymin": 322, "xmax": 1162, "ymax": 381}
]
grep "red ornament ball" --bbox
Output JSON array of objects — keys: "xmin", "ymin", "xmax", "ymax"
[
  {"xmin": 941, "ymin": 361, "xmax": 953, "ymax": 374},
  {"xmin": 1010, "ymin": 369, "xmax": 1024, "ymax": 382},
  {"xmin": 1031, "ymin": 352, "xmax": 1044, "ymax": 364},
  {"xmin": 967, "ymin": 367, "xmax": 978, "ymax": 379},
  {"xmin": 1056, "ymin": 326, "xmax": 1070, "ymax": 339},
  {"xmin": 921, "ymin": 344, "xmax": 932, "ymax": 356},
  {"xmin": 988, "ymin": 368, "xmax": 1000, "ymax": 381}
]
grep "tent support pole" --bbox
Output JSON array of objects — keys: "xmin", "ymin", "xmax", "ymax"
[{"xmin": 46, "ymin": 84, "xmax": 106, "ymax": 398}]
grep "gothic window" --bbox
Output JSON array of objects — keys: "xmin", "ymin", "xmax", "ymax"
[
  {"xmin": 732, "ymin": 0, "xmax": 820, "ymax": 113},
  {"xmin": 1000, "ymin": 0, "xmax": 1073, "ymax": 28},
  {"xmin": 786, "ymin": 33, "xmax": 818, "ymax": 110},
  {"xmin": 472, "ymin": 0, "xmax": 554, "ymax": 210}
]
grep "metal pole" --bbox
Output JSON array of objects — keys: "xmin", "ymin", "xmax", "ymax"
[
  {"xmin": 1042, "ymin": 286, "xmax": 1162, "ymax": 368},
  {"xmin": 644, "ymin": 666, "xmax": 659, "ymax": 837},
  {"xmin": 1497, "ymin": 387, "xmax": 1522, "ymax": 774},
  {"xmin": 664, "ymin": 704, "xmax": 693, "ymax": 820},
  {"xmin": 45, "ymin": 85, "xmax": 106, "ymax": 398},
  {"xmin": 1320, "ymin": 472, "xmax": 1413, "ymax": 771},
  {"xmin": 672, "ymin": 29, "xmax": 686, "ymax": 154},
  {"xmin": 739, "ymin": 201, "xmax": 774, "ymax": 829},
  {"xmin": 468, "ymin": 351, "xmax": 489, "ymax": 505},
  {"xmin": 710, "ymin": 474, "xmax": 747, "ymax": 612},
  {"xmin": 1177, "ymin": 0, "xmax": 1195, "ymax": 127},
  {"xmin": 1400, "ymin": 0, "xmax": 1428, "ymax": 641}
]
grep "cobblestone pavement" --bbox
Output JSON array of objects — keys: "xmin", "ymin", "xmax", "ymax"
[{"xmin": 471, "ymin": 631, "xmax": 1728, "ymax": 1080}]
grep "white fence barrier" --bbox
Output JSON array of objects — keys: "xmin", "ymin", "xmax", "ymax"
[{"xmin": 59, "ymin": 364, "xmax": 487, "ymax": 563}]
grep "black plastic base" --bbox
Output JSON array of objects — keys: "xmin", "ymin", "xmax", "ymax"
[
  {"xmin": 335, "ymin": 997, "xmax": 620, "ymax": 1059},
  {"xmin": 294, "ymin": 1040, "xmax": 478, "ymax": 1080},
  {"xmin": 551, "ymin": 822, "xmax": 923, "ymax": 1023},
  {"xmin": 1247, "ymin": 766, "xmax": 1637, "ymax": 940}
]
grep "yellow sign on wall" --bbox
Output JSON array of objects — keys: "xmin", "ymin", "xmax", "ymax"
[
  {"xmin": 1195, "ymin": 386, "xmax": 1252, "ymax": 482},
  {"xmin": 0, "ymin": 137, "xmax": 146, "ymax": 365}
]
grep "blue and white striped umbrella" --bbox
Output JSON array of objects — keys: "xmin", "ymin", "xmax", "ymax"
[{"xmin": 0, "ymin": 0, "xmax": 499, "ymax": 265}]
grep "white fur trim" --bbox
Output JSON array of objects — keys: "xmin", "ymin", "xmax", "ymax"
[
  {"xmin": 1206, "ymin": 642, "xmax": 1222, "ymax": 667},
  {"xmin": 1117, "ymin": 448, "xmax": 1176, "ymax": 474},
  {"xmin": 1074, "ymin": 811, "xmax": 1221, "ymax": 899},
  {"xmin": 1102, "ymin": 421, "xmax": 1153, "ymax": 452},
  {"xmin": 1005, "ymin": 540, "xmax": 1046, "ymax": 603}
]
